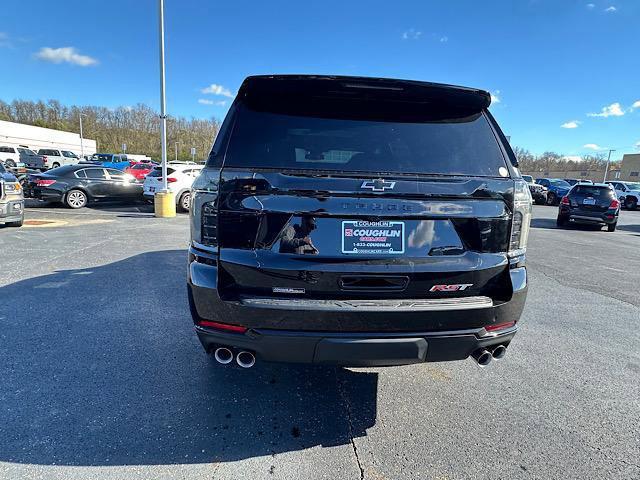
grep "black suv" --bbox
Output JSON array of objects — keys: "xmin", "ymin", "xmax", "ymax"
[
  {"xmin": 188, "ymin": 75, "xmax": 531, "ymax": 368},
  {"xmin": 557, "ymin": 183, "xmax": 620, "ymax": 231}
]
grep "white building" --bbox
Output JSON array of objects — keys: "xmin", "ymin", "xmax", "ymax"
[{"xmin": 0, "ymin": 120, "xmax": 97, "ymax": 156}]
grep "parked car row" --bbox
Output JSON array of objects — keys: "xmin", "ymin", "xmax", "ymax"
[
  {"xmin": 1, "ymin": 145, "xmax": 159, "ymax": 174},
  {"xmin": 525, "ymin": 176, "xmax": 640, "ymax": 211},
  {"xmin": 23, "ymin": 162, "xmax": 202, "ymax": 212}
]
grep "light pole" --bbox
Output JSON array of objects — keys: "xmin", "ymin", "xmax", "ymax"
[
  {"xmin": 158, "ymin": 0, "xmax": 168, "ymax": 193},
  {"xmin": 175, "ymin": 141, "xmax": 179, "ymax": 161},
  {"xmin": 79, "ymin": 113, "xmax": 86, "ymax": 159},
  {"xmin": 603, "ymin": 149, "xmax": 616, "ymax": 182}
]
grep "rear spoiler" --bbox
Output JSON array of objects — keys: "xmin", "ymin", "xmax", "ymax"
[{"xmin": 236, "ymin": 75, "xmax": 491, "ymax": 121}]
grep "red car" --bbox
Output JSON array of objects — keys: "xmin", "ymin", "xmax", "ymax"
[{"xmin": 125, "ymin": 162, "xmax": 155, "ymax": 181}]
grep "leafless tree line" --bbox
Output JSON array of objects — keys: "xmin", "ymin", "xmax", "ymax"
[
  {"xmin": 513, "ymin": 147, "xmax": 608, "ymax": 173},
  {"xmin": 0, "ymin": 99, "xmax": 220, "ymax": 161}
]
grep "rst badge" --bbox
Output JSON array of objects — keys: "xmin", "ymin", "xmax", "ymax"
[{"xmin": 429, "ymin": 284, "xmax": 473, "ymax": 292}]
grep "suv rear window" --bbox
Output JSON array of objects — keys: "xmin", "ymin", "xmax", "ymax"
[
  {"xmin": 571, "ymin": 185, "xmax": 614, "ymax": 199},
  {"xmin": 223, "ymin": 108, "xmax": 508, "ymax": 177},
  {"xmin": 148, "ymin": 167, "xmax": 176, "ymax": 177}
]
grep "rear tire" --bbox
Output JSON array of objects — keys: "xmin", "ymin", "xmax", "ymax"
[
  {"xmin": 65, "ymin": 189, "xmax": 88, "ymax": 209},
  {"xmin": 178, "ymin": 191, "xmax": 191, "ymax": 212},
  {"xmin": 556, "ymin": 215, "xmax": 567, "ymax": 227},
  {"xmin": 607, "ymin": 222, "xmax": 617, "ymax": 232},
  {"xmin": 625, "ymin": 197, "xmax": 637, "ymax": 211},
  {"xmin": 5, "ymin": 159, "xmax": 16, "ymax": 168},
  {"xmin": 547, "ymin": 192, "xmax": 557, "ymax": 206},
  {"xmin": 51, "ymin": 162, "xmax": 60, "ymax": 169}
]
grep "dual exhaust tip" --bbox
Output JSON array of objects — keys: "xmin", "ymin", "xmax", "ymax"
[
  {"xmin": 214, "ymin": 347, "xmax": 256, "ymax": 368},
  {"xmin": 471, "ymin": 344, "xmax": 507, "ymax": 367}
]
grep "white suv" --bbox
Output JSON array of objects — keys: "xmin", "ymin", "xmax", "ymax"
[
  {"xmin": 608, "ymin": 181, "xmax": 640, "ymax": 210},
  {"xmin": 143, "ymin": 163, "xmax": 203, "ymax": 211},
  {"xmin": 36, "ymin": 149, "xmax": 81, "ymax": 169}
]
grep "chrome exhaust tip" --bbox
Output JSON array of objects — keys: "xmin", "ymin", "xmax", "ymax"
[
  {"xmin": 214, "ymin": 347, "xmax": 233, "ymax": 365},
  {"xmin": 236, "ymin": 351, "xmax": 256, "ymax": 368},
  {"xmin": 492, "ymin": 345, "xmax": 507, "ymax": 360},
  {"xmin": 471, "ymin": 349, "xmax": 492, "ymax": 367}
]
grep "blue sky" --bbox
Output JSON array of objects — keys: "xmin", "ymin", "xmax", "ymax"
[{"xmin": 1, "ymin": 0, "xmax": 638, "ymax": 160}]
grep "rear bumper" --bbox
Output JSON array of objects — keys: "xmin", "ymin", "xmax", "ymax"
[
  {"xmin": 559, "ymin": 207, "xmax": 618, "ymax": 225},
  {"xmin": 25, "ymin": 188, "xmax": 63, "ymax": 202},
  {"xmin": 194, "ymin": 323, "xmax": 517, "ymax": 366},
  {"xmin": 187, "ymin": 246, "xmax": 527, "ymax": 365}
]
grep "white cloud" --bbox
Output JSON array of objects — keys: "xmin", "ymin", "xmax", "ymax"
[
  {"xmin": 198, "ymin": 98, "xmax": 227, "ymax": 106},
  {"xmin": 563, "ymin": 155, "xmax": 583, "ymax": 162},
  {"xmin": 402, "ymin": 28, "xmax": 422, "ymax": 40},
  {"xmin": 561, "ymin": 120, "xmax": 580, "ymax": 129},
  {"xmin": 631, "ymin": 100, "xmax": 640, "ymax": 110},
  {"xmin": 490, "ymin": 90, "xmax": 501, "ymax": 104},
  {"xmin": 0, "ymin": 32, "xmax": 11, "ymax": 48},
  {"xmin": 604, "ymin": 6, "xmax": 617, "ymax": 12},
  {"xmin": 439, "ymin": 36, "xmax": 448, "ymax": 43},
  {"xmin": 635, "ymin": 141, "xmax": 640, "ymax": 150},
  {"xmin": 34, "ymin": 47, "xmax": 98, "ymax": 66},
  {"xmin": 200, "ymin": 83, "xmax": 233, "ymax": 97},
  {"xmin": 583, "ymin": 143, "xmax": 603, "ymax": 150},
  {"xmin": 587, "ymin": 102, "xmax": 624, "ymax": 117},
  {"xmin": 586, "ymin": 3, "xmax": 595, "ymax": 8}
]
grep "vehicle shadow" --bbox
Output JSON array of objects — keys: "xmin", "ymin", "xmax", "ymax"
[
  {"xmin": 530, "ymin": 218, "xmax": 559, "ymax": 230},
  {"xmin": 0, "ymin": 250, "xmax": 377, "ymax": 466},
  {"xmin": 25, "ymin": 198, "xmax": 160, "ymax": 217},
  {"xmin": 531, "ymin": 218, "xmax": 604, "ymax": 231},
  {"xmin": 617, "ymin": 223, "xmax": 640, "ymax": 233}
]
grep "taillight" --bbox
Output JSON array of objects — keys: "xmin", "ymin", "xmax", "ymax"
[
  {"xmin": 201, "ymin": 201, "xmax": 218, "ymax": 247},
  {"xmin": 509, "ymin": 180, "xmax": 533, "ymax": 258},
  {"xmin": 197, "ymin": 320, "xmax": 247, "ymax": 333},
  {"xmin": 560, "ymin": 196, "xmax": 570, "ymax": 205},
  {"xmin": 485, "ymin": 321, "xmax": 516, "ymax": 332},
  {"xmin": 167, "ymin": 177, "xmax": 178, "ymax": 183},
  {"xmin": 42, "ymin": 156, "xmax": 48, "ymax": 163},
  {"xmin": 610, "ymin": 199, "xmax": 620, "ymax": 209},
  {"xmin": 36, "ymin": 179, "xmax": 56, "ymax": 187}
]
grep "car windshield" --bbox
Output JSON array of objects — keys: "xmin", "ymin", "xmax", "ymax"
[
  {"xmin": 224, "ymin": 107, "xmax": 509, "ymax": 177},
  {"xmin": 550, "ymin": 179, "xmax": 571, "ymax": 187},
  {"xmin": 133, "ymin": 163, "xmax": 151, "ymax": 169},
  {"xmin": 62, "ymin": 151, "xmax": 78, "ymax": 158},
  {"xmin": 93, "ymin": 154, "xmax": 113, "ymax": 162},
  {"xmin": 522, "ymin": 175, "xmax": 533, "ymax": 182},
  {"xmin": 623, "ymin": 182, "xmax": 640, "ymax": 190},
  {"xmin": 148, "ymin": 167, "xmax": 176, "ymax": 177}
]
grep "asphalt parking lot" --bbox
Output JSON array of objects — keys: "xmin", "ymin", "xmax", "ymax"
[{"xmin": 1, "ymin": 204, "xmax": 639, "ymax": 480}]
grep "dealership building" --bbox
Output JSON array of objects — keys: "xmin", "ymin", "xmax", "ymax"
[{"xmin": 0, "ymin": 120, "xmax": 97, "ymax": 156}]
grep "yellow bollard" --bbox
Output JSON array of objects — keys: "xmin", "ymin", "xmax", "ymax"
[{"xmin": 154, "ymin": 191, "xmax": 176, "ymax": 218}]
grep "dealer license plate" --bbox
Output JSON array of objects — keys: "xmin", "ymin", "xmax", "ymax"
[{"xmin": 341, "ymin": 221, "xmax": 405, "ymax": 254}]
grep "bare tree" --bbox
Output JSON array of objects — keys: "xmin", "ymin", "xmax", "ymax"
[{"xmin": 1, "ymin": 99, "xmax": 220, "ymax": 161}]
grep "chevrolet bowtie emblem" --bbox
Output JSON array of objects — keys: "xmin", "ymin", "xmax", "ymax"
[{"xmin": 361, "ymin": 179, "xmax": 396, "ymax": 192}]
